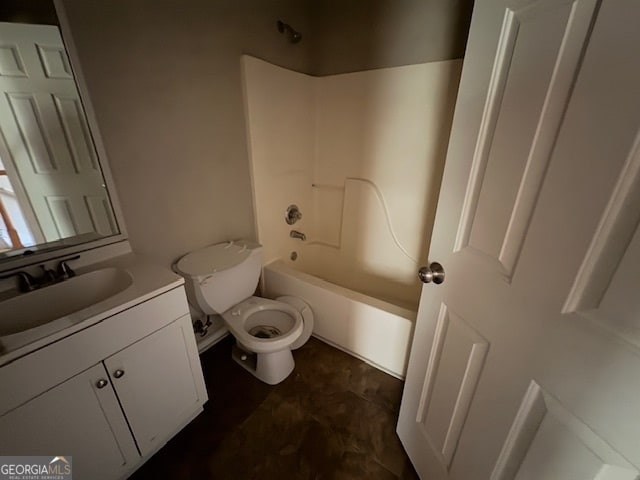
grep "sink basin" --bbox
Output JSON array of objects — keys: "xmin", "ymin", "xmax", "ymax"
[{"xmin": 1, "ymin": 267, "xmax": 133, "ymax": 337}]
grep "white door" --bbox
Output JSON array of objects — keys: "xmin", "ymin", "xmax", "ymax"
[
  {"xmin": 397, "ymin": 0, "xmax": 640, "ymax": 479},
  {"xmin": 0, "ymin": 22, "xmax": 116, "ymax": 242}
]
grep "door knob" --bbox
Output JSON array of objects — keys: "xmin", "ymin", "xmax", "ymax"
[
  {"xmin": 418, "ymin": 262, "xmax": 445, "ymax": 284},
  {"xmin": 113, "ymin": 369, "xmax": 125, "ymax": 379},
  {"xmin": 96, "ymin": 379, "xmax": 109, "ymax": 389}
]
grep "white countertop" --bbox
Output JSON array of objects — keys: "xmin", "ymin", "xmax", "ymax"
[{"xmin": 0, "ymin": 253, "xmax": 184, "ymax": 367}]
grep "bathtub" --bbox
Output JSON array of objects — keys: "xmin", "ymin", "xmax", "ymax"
[{"xmin": 262, "ymin": 260, "xmax": 416, "ymax": 378}]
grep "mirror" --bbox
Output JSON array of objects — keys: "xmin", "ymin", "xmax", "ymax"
[{"xmin": 0, "ymin": 1, "xmax": 121, "ymax": 265}]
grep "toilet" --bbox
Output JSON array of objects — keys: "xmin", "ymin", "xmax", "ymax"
[{"xmin": 175, "ymin": 240, "xmax": 313, "ymax": 385}]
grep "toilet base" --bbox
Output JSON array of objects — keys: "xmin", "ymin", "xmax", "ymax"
[{"xmin": 231, "ymin": 343, "xmax": 295, "ymax": 385}]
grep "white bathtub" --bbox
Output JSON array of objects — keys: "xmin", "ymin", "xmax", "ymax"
[{"xmin": 262, "ymin": 261, "xmax": 416, "ymax": 378}]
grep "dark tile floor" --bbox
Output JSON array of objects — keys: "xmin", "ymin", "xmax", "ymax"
[{"xmin": 130, "ymin": 336, "xmax": 419, "ymax": 479}]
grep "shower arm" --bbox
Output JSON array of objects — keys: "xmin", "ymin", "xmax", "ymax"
[{"xmin": 277, "ymin": 20, "xmax": 302, "ymax": 43}]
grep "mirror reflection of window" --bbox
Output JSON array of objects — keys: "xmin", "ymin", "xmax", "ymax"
[{"xmin": 0, "ymin": 155, "xmax": 34, "ymax": 249}]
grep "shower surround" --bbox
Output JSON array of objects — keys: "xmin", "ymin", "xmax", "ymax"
[{"xmin": 242, "ymin": 56, "xmax": 460, "ymax": 376}]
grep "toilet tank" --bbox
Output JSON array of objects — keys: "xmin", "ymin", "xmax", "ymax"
[{"xmin": 175, "ymin": 240, "xmax": 263, "ymax": 315}]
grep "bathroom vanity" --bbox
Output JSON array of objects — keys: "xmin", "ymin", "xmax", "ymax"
[
  {"xmin": 0, "ymin": 251, "xmax": 207, "ymax": 479},
  {"xmin": 0, "ymin": 4, "xmax": 208, "ymax": 478}
]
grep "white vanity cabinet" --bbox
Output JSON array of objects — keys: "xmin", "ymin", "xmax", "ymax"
[
  {"xmin": 103, "ymin": 315, "xmax": 205, "ymax": 457},
  {"xmin": 0, "ymin": 363, "xmax": 139, "ymax": 480},
  {"xmin": 0, "ymin": 285, "xmax": 207, "ymax": 479}
]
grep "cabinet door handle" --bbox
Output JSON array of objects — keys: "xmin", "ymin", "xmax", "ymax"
[
  {"xmin": 96, "ymin": 379, "xmax": 109, "ymax": 389},
  {"xmin": 113, "ymin": 369, "xmax": 125, "ymax": 379}
]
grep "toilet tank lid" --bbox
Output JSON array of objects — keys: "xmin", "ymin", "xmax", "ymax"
[{"xmin": 175, "ymin": 240, "xmax": 261, "ymax": 277}]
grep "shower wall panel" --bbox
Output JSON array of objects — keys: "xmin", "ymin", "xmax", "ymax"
[
  {"xmin": 243, "ymin": 56, "xmax": 461, "ymax": 310},
  {"xmin": 242, "ymin": 56, "xmax": 315, "ymax": 265},
  {"xmin": 312, "ymin": 61, "xmax": 461, "ymax": 309}
]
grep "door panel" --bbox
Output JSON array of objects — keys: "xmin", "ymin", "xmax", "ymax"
[
  {"xmin": 398, "ymin": 0, "xmax": 640, "ymax": 479},
  {"xmin": 36, "ymin": 44, "xmax": 73, "ymax": 79},
  {"xmin": 416, "ymin": 304, "xmax": 489, "ymax": 468},
  {"xmin": 458, "ymin": 0, "xmax": 598, "ymax": 278},
  {"xmin": 0, "ymin": 45, "xmax": 27, "ymax": 76},
  {"xmin": 564, "ymin": 135, "xmax": 640, "ymax": 342},
  {"xmin": 6, "ymin": 93, "xmax": 54, "ymax": 172},
  {"xmin": 597, "ymin": 223, "xmax": 640, "ymax": 333},
  {"xmin": 492, "ymin": 382, "xmax": 638, "ymax": 480}
]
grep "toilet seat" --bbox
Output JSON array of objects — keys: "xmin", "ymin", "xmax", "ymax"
[
  {"xmin": 222, "ymin": 297, "xmax": 304, "ymax": 354},
  {"xmin": 276, "ymin": 296, "xmax": 313, "ymax": 350}
]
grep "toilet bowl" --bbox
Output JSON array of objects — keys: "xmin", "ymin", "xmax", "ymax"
[
  {"xmin": 224, "ymin": 296, "xmax": 312, "ymax": 384},
  {"xmin": 174, "ymin": 240, "xmax": 314, "ymax": 385},
  {"xmin": 224, "ymin": 297, "xmax": 308, "ymax": 353}
]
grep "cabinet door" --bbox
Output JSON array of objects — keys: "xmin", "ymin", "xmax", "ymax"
[
  {"xmin": 104, "ymin": 315, "xmax": 207, "ymax": 456},
  {"xmin": 0, "ymin": 363, "xmax": 139, "ymax": 479}
]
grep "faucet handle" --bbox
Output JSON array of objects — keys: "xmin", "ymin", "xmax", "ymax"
[
  {"xmin": 0, "ymin": 271, "xmax": 36, "ymax": 292},
  {"xmin": 57, "ymin": 255, "xmax": 80, "ymax": 280}
]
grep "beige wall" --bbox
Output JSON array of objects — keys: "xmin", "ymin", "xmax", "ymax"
[
  {"xmin": 61, "ymin": 0, "xmax": 311, "ymax": 266},
  {"xmin": 59, "ymin": 0, "xmax": 471, "ymax": 268},
  {"xmin": 309, "ymin": 0, "xmax": 474, "ymax": 75}
]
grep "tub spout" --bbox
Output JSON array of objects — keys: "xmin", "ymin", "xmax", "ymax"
[{"xmin": 290, "ymin": 230, "xmax": 306, "ymax": 241}]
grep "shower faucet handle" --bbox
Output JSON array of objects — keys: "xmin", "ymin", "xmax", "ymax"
[{"xmin": 285, "ymin": 204, "xmax": 302, "ymax": 225}]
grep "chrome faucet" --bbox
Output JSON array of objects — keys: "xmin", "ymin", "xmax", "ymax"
[
  {"xmin": 0, "ymin": 255, "xmax": 80, "ymax": 292},
  {"xmin": 39, "ymin": 265, "xmax": 57, "ymax": 284},
  {"xmin": 290, "ymin": 230, "xmax": 306, "ymax": 241}
]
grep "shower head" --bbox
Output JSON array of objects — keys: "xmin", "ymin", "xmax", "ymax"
[{"xmin": 277, "ymin": 20, "xmax": 302, "ymax": 44}]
